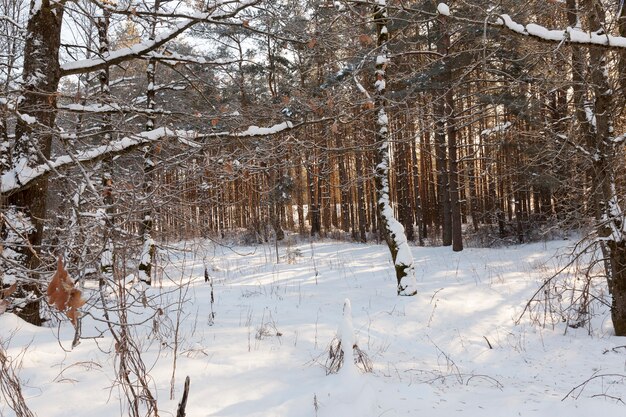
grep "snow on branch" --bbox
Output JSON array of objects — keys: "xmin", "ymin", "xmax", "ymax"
[
  {"xmin": 60, "ymin": 0, "xmax": 259, "ymax": 77},
  {"xmin": 480, "ymin": 121, "xmax": 512, "ymax": 136},
  {"xmin": 228, "ymin": 122, "xmax": 294, "ymax": 137},
  {"xmin": 611, "ymin": 133, "xmax": 626, "ymax": 145},
  {"xmin": 1, "ymin": 128, "xmax": 173, "ymax": 195},
  {"xmin": 60, "ymin": 20, "xmax": 198, "ymax": 76},
  {"xmin": 145, "ymin": 51, "xmax": 243, "ymax": 66},
  {"xmin": 436, "ymin": 2, "xmax": 626, "ymax": 49},
  {"xmin": 0, "ymin": 121, "xmax": 298, "ymax": 195},
  {"xmin": 0, "ymin": 15, "xmax": 24, "ymax": 30},
  {"xmin": 58, "ymin": 102, "xmax": 173, "ymax": 116},
  {"xmin": 495, "ymin": 14, "xmax": 626, "ymax": 48}
]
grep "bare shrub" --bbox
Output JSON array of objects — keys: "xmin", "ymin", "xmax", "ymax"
[
  {"xmin": 517, "ymin": 239, "xmax": 609, "ymax": 334},
  {"xmin": 0, "ymin": 340, "xmax": 35, "ymax": 417}
]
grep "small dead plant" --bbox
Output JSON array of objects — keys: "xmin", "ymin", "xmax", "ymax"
[
  {"xmin": 324, "ymin": 337, "xmax": 373, "ymax": 375},
  {"xmin": 255, "ymin": 310, "xmax": 282, "ymax": 340},
  {"xmin": 0, "ymin": 341, "xmax": 35, "ymax": 417}
]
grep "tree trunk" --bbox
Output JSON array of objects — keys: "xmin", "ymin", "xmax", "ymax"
[
  {"xmin": 567, "ymin": 0, "xmax": 626, "ymax": 336},
  {"xmin": 138, "ymin": 0, "xmax": 162, "ymax": 285},
  {"xmin": 434, "ymin": 100, "xmax": 452, "ymax": 246},
  {"xmin": 373, "ymin": 1, "xmax": 417, "ymax": 296},
  {"xmin": 355, "ymin": 151, "xmax": 367, "ymax": 243},
  {"xmin": 5, "ymin": 0, "xmax": 64, "ymax": 325},
  {"xmin": 435, "ymin": 10, "xmax": 462, "ymax": 251},
  {"xmin": 608, "ymin": 241, "xmax": 626, "ymax": 335}
]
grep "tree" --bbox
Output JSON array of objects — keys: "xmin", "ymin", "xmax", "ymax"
[
  {"xmin": 373, "ymin": 0, "xmax": 418, "ymax": 296},
  {"xmin": 1, "ymin": 0, "xmax": 260, "ymax": 324}
]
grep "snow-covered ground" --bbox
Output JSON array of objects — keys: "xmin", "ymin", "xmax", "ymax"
[{"xmin": 1, "ymin": 238, "xmax": 625, "ymax": 416}]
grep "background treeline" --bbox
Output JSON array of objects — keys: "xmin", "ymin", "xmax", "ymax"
[{"xmin": 51, "ymin": 0, "xmax": 619, "ymax": 247}]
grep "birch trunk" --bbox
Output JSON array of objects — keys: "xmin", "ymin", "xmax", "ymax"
[{"xmin": 373, "ymin": 0, "xmax": 417, "ymax": 296}]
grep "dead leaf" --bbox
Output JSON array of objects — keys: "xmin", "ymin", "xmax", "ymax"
[
  {"xmin": 307, "ymin": 38, "xmax": 317, "ymax": 49},
  {"xmin": 46, "ymin": 257, "xmax": 85, "ymax": 328},
  {"xmin": 1, "ymin": 282, "xmax": 17, "ymax": 299},
  {"xmin": 47, "ymin": 257, "xmax": 70, "ymax": 310},
  {"xmin": 359, "ymin": 34, "xmax": 373, "ymax": 46}
]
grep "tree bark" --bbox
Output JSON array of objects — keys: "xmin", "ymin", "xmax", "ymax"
[
  {"xmin": 138, "ymin": 0, "xmax": 162, "ymax": 285},
  {"xmin": 5, "ymin": 0, "xmax": 64, "ymax": 325}
]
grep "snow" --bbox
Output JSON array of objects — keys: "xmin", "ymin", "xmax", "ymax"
[
  {"xmin": 603, "ymin": 183, "xmax": 626, "ymax": 243},
  {"xmin": 234, "ymin": 121, "xmax": 294, "ymax": 137},
  {"xmin": 1, "ymin": 238, "xmax": 624, "ymax": 417},
  {"xmin": 31, "ymin": 0, "xmax": 42, "ymax": 15},
  {"xmin": 338, "ymin": 299, "xmax": 357, "ymax": 376},
  {"xmin": 498, "ymin": 14, "xmax": 526, "ymax": 34},
  {"xmin": 584, "ymin": 103, "xmax": 597, "ymax": 132},
  {"xmin": 481, "ymin": 121, "xmax": 512, "ymax": 136},
  {"xmin": 491, "ymin": 14, "xmax": 626, "ymax": 48},
  {"xmin": 525, "ymin": 24, "xmax": 564, "ymax": 41},
  {"xmin": 437, "ymin": 3, "xmax": 450, "ymax": 16},
  {"xmin": 19, "ymin": 113, "xmax": 37, "ymax": 124}
]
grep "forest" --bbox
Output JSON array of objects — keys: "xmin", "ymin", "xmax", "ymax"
[{"xmin": 1, "ymin": 0, "xmax": 626, "ymax": 415}]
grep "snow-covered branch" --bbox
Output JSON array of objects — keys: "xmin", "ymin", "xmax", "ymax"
[
  {"xmin": 494, "ymin": 14, "xmax": 626, "ymax": 49},
  {"xmin": 0, "ymin": 121, "xmax": 298, "ymax": 195},
  {"xmin": 554, "ymin": 133, "xmax": 593, "ymax": 159},
  {"xmin": 480, "ymin": 121, "xmax": 512, "ymax": 137},
  {"xmin": 145, "ymin": 51, "xmax": 246, "ymax": 66},
  {"xmin": 60, "ymin": 0, "xmax": 259, "ymax": 77},
  {"xmin": 436, "ymin": 2, "xmax": 626, "ymax": 49},
  {"xmin": 1, "ymin": 128, "xmax": 173, "ymax": 195},
  {"xmin": 57, "ymin": 103, "xmax": 173, "ymax": 116},
  {"xmin": 0, "ymin": 15, "xmax": 24, "ymax": 30}
]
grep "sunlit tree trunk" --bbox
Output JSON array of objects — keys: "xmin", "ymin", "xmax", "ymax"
[
  {"xmin": 138, "ymin": 0, "xmax": 162, "ymax": 285},
  {"xmin": 373, "ymin": 1, "xmax": 417, "ymax": 296}
]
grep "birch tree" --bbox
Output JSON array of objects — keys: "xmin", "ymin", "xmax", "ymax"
[{"xmin": 373, "ymin": 0, "xmax": 417, "ymax": 296}]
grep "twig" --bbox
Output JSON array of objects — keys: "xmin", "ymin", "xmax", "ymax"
[
  {"xmin": 603, "ymin": 345, "xmax": 626, "ymax": 354},
  {"xmin": 562, "ymin": 373, "xmax": 626, "ymax": 401},
  {"xmin": 0, "ymin": 341, "xmax": 35, "ymax": 417},
  {"xmin": 483, "ymin": 336, "xmax": 493, "ymax": 349},
  {"xmin": 176, "ymin": 376, "xmax": 190, "ymax": 417}
]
